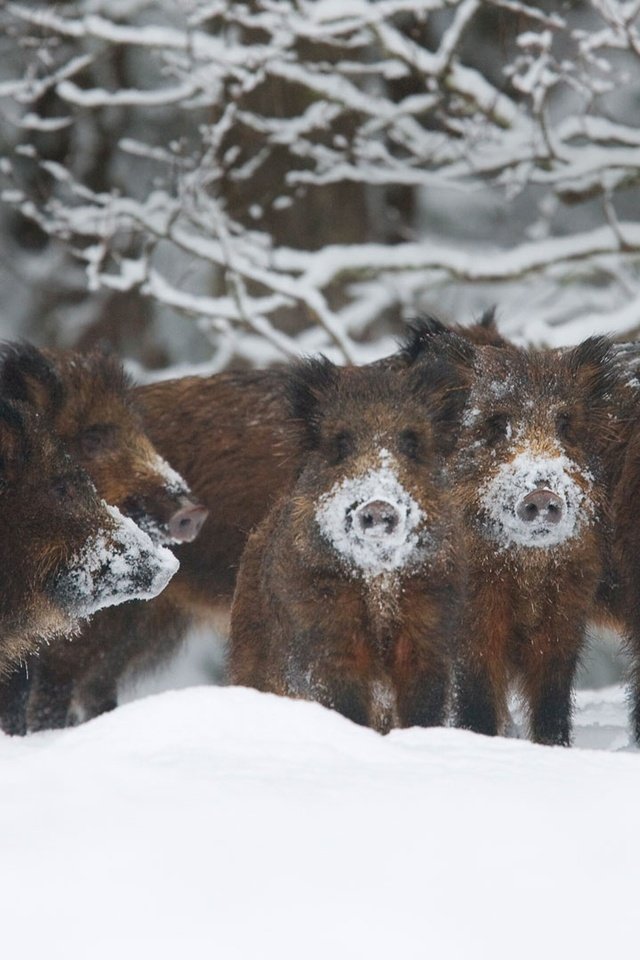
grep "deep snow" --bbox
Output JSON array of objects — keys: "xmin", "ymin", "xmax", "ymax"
[{"xmin": 0, "ymin": 678, "xmax": 638, "ymax": 960}]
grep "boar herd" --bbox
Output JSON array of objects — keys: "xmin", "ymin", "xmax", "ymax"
[{"xmin": 3, "ymin": 309, "xmax": 640, "ymax": 748}]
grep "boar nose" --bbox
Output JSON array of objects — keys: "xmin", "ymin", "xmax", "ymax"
[
  {"xmin": 168, "ymin": 503, "xmax": 209, "ymax": 542},
  {"xmin": 516, "ymin": 489, "xmax": 565, "ymax": 525},
  {"xmin": 355, "ymin": 499, "xmax": 401, "ymax": 536}
]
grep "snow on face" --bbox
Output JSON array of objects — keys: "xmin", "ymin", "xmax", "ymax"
[
  {"xmin": 479, "ymin": 449, "xmax": 592, "ymax": 550},
  {"xmin": 57, "ymin": 503, "xmax": 179, "ymax": 619},
  {"xmin": 152, "ymin": 454, "xmax": 189, "ymax": 498},
  {"xmin": 314, "ymin": 450, "xmax": 427, "ymax": 578}
]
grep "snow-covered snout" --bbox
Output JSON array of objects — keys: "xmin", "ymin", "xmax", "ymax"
[
  {"xmin": 120, "ymin": 456, "xmax": 209, "ymax": 546},
  {"xmin": 52, "ymin": 504, "xmax": 179, "ymax": 620},
  {"xmin": 315, "ymin": 452, "xmax": 427, "ymax": 575},
  {"xmin": 479, "ymin": 450, "xmax": 592, "ymax": 549}
]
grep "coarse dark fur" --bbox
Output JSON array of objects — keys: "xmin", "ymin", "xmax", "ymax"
[
  {"xmin": 0, "ymin": 399, "xmax": 160, "ymax": 677},
  {"xmin": 229, "ymin": 358, "xmax": 465, "ymax": 732},
  {"xmin": 417, "ymin": 334, "xmax": 624, "ymax": 745},
  {"xmin": 0, "ymin": 344, "xmax": 203, "ymax": 733}
]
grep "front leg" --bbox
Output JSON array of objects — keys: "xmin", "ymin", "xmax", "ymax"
[
  {"xmin": 0, "ymin": 661, "xmax": 32, "ymax": 736},
  {"xmin": 520, "ymin": 628, "xmax": 582, "ymax": 747},
  {"xmin": 524, "ymin": 640, "xmax": 578, "ymax": 747},
  {"xmin": 453, "ymin": 658, "xmax": 501, "ymax": 736},
  {"xmin": 281, "ymin": 638, "xmax": 371, "ymax": 728}
]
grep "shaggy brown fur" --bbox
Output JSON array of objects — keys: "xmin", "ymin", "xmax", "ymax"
[
  {"xmin": 418, "ymin": 334, "xmax": 624, "ymax": 745},
  {"xmin": 229, "ymin": 358, "xmax": 465, "ymax": 732},
  {"xmin": 0, "ymin": 344, "xmax": 204, "ymax": 733},
  {"xmin": 0, "ymin": 400, "xmax": 162, "ymax": 676}
]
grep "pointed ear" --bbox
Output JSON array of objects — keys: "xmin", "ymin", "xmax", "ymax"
[
  {"xmin": 479, "ymin": 306, "xmax": 497, "ymax": 330},
  {"xmin": 399, "ymin": 315, "xmax": 451, "ymax": 364},
  {"xmin": 408, "ymin": 334, "xmax": 477, "ymax": 454},
  {"xmin": 0, "ymin": 401, "xmax": 30, "ymax": 486},
  {"xmin": 286, "ymin": 356, "xmax": 339, "ymax": 450},
  {"xmin": 0, "ymin": 342, "xmax": 63, "ymax": 416},
  {"xmin": 565, "ymin": 336, "xmax": 620, "ymax": 403}
]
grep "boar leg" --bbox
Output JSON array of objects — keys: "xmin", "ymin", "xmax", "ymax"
[
  {"xmin": 395, "ymin": 661, "xmax": 449, "ymax": 729},
  {"xmin": 73, "ymin": 674, "xmax": 118, "ymax": 724},
  {"xmin": 27, "ymin": 661, "xmax": 73, "ymax": 731},
  {"xmin": 453, "ymin": 658, "xmax": 502, "ymax": 736},
  {"xmin": 0, "ymin": 664, "xmax": 31, "ymax": 736},
  {"xmin": 521, "ymin": 638, "xmax": 580, "ymax": 747}
]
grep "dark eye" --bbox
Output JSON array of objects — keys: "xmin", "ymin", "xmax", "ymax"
[
  {"xmin": 556, "ymin": 411, "xmax": 573, "ymax": 442},
  {"xmin": 80, "ymin": 424, "xmax": 116, "ymax": 457},
  {"xmin": 332, "ymin": 430, "xmax": 354, "ymax": 464},
  {"xmin": 50, "ymin": 476, "xmax": 73, "ymax": 501},
  {"xmin": 484, "ymin": 414, "xmax": 509, "ymax": 446},
  {"xmin": 399, "ymin": 429, "xmax": 421, "ymax": 461}
]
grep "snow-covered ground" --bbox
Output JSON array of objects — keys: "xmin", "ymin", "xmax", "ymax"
[{"xmin": 0, "ymin": 674, "xmax": 638, "ymax": 960}]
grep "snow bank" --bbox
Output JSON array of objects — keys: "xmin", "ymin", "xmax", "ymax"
[{"xmin": 0, "ymin": 684, "xmax": 638, "ymax": 959}]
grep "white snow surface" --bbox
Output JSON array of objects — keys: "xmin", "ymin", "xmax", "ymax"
[
  {"xmin": 0, "ymin": 682, "xmax": 638, "ymax": 959},
  {"xmin": 479, "ymin": 448, "xmax": 592, "ymax": 549},
  {"xmin": 314, "ymin": 450, "xmax": 428, "ymax": 576}
]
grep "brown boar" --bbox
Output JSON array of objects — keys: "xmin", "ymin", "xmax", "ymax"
[
  {"xmin": 0, "ymin": 398, "xmax": 178, "ymax": 678},
  {"xmin": 420, "ymin": 334, "xmax": 621, "ymax": 746},
  {"xmin": 0, "ymin": 343, "xmax": 205, "ymax": 733},
  {"xmin": 229, "ymin": 357, "xmax": 465, "ymax": 732}
]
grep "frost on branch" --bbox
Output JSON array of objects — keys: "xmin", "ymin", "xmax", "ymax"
[{"xmin": 1, "ymin": 1, "xmax": 640, "ymax": 366}]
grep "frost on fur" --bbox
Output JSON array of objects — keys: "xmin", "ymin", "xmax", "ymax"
[
  {"xmin": 478, "ymin": 449, "xmax": 593, "ymax": 550},
  {"xmin": 55, "ymin": 504, "xmax": 179, "ymax": 619},
  {"xmin": 314, "ymin": 450, "xmax": 429, "ymax": 577}
]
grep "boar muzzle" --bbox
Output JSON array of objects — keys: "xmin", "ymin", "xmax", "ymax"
[
  {"xmin": 354, "ymin": 499, "xmax": 402, "ymax": 537},
  {"xmin": 516, "ymin": 489, "xmax": 565, "ymax": 526}
]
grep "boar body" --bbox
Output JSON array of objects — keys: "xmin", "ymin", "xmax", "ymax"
[
  {"xmin": 434, "ymin": 337, "xmax": 621, "ymax": 745},
  {"xmin": 230, "ymin": 359, "xmax": 464, "ymax": 732}
]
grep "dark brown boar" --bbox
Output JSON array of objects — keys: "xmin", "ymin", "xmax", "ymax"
[
  {"xmin": 0, "ymin": 343, "xmax": 205, "ymax": 733},
  {"xmin": 420, "ymin": 334, "xmax": 622, "ymax": 746},
  {"xmin": 0, "ymin": 398, "xmax": 178, "ymax": 678},
  {"xmin": 229, "ymin": 357, "xmax": 465, "ymax": 732}
]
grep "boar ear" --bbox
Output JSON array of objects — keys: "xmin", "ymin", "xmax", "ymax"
[
  {"xmin": 0, "ymin": 401, "xmax": 30, "ymax": 486},
  {"xmin": 566, "ymin": 336, "xmax": 620, "ymax": 402},
  {"xmin": 287, "ymin": 356, "xmax": 340, "ymax": 448},
  {"xmin": 409, "ymin": 335, "xmax": 476, "ymax": 451},
  {"xmin": 399, "ymin": 315, "xmax": 451, "ymax": 364},
  {"xmin": 0, "ymin": 343, "xmax": 63, "ymax": 417}
]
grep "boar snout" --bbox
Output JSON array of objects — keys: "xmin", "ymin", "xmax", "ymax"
[
  {"xmin": 516, "ymin": 488, "xmax": 565, "ymax": 526},
  {"xmin": 168, "ymin": 501, "xmax": 209, "ymax": 543},
  {"xmin": 354, "ymin": 499, "xmax": 402, "ymax": 537}
]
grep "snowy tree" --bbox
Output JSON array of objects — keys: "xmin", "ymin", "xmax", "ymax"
[{"xmin": 1, "ymin": 0, "xmax": 640, "ymax": 367}]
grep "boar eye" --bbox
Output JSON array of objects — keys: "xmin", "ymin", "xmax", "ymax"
[
  {"xmin": 80, "ymin": 424, "xmax": 117, "ymax": 457},
  {"xmin": 399, "ymin": 429, "xmax": 422, "ymax": 461},
  {"xmin": 556, "ymin": 411, "xmax": 573, "ymax": 442},
  {"xmin": 50, "ymin": 476, "xmax": 72, "ymax": 502},
  {"xmin": 332, "ymin": 430, "xmax": 354, "ymax": 464},
  {"xmin": 484, "ymin": 414, "xmax": 509, "ymax": 446}
]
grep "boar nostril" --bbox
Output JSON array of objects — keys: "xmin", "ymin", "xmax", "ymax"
[
  {"xmin": 355, "ymin": 499, "xmax": 401, "ymax": 536},
  {"xmin": 516, "ymin": 489, "xmax": 565, "ymax": 526},
  {"xmin": 168, "ymin": 504, "xmax": 209, "ymax": 543}
]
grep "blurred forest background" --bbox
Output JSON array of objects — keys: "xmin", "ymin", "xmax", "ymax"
[{"xmin": 0, "ymin": 0, "xmax": 637, "ymax": 685}]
